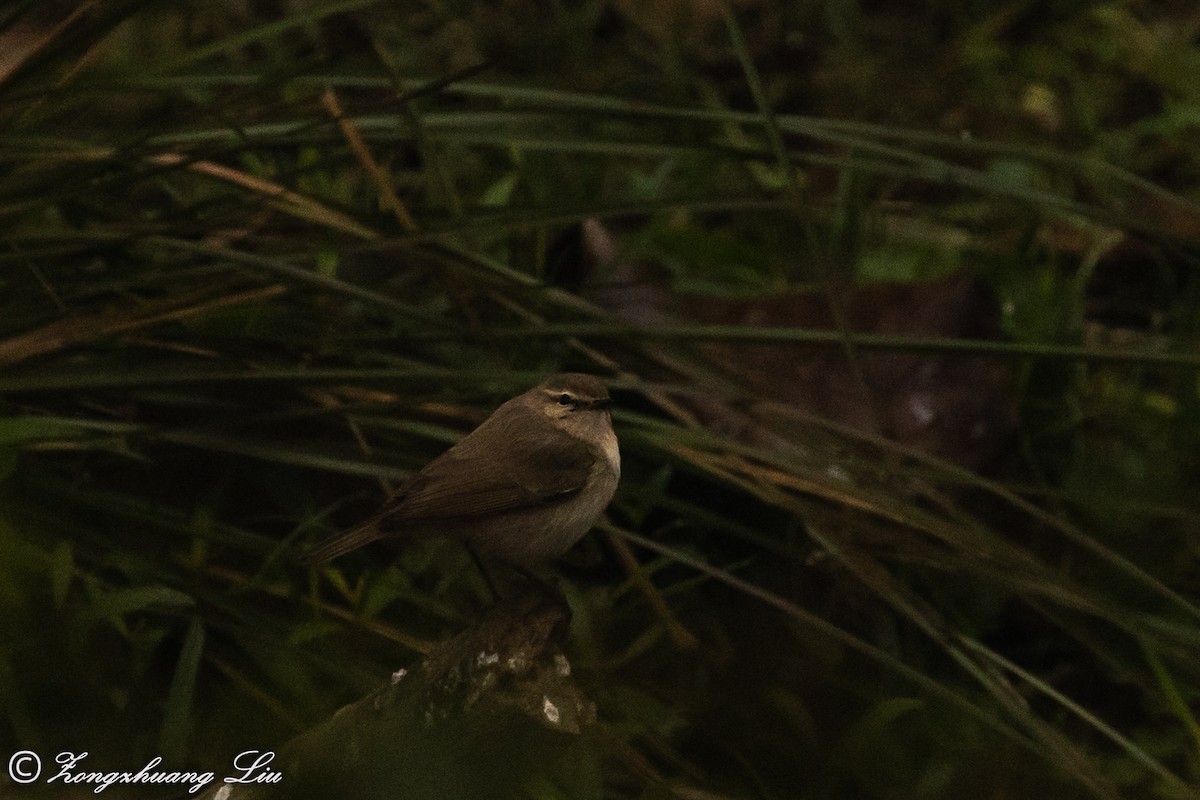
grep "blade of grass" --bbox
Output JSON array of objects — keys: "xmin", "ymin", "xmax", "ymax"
[
  {"xmin": 160, "ymin": 615, "xmax": 205, "ymax": 762},
  {"xmin": 160, "ymin": 0, "xmax": 389, "ymax": 72}
]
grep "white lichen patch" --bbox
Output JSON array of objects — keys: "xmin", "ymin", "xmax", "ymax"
[
  {"xmin": 824, "ymin": 464, "xmax": 850, "ymax": 482},
  {"xmin": 553, "ymin": 652, "xmax": 571, "ymax": 677},
  {"xmin": 542, "ymin": 696, "xmax": 560, "ymax": 725},
  {"xmin": 475, "ymin": 651, "xmax": 500, "ymax": 668},
  {"xmin": 907, "ymin": 392, "xmax": 937, "ymax": 427},
  {"xmin": 390, "ymin": 668, "xmax": 407, "ymax": 684}
]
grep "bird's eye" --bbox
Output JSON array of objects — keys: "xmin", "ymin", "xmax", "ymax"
[{"xmin": 558, "ymin": 393, "xmax": 573, "ymax": 406}]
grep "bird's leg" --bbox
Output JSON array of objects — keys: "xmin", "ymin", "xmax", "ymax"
[
  {"xmin": 467, "ymin": 546, "xmax": 502, "ymax": 604},
  {"xmin": 466, "ymin": 547, "xmax": 572, "ymax": 623},
  {"xmin": 509, "ymin": 565, "xmax": 571, "ymax": 624}
]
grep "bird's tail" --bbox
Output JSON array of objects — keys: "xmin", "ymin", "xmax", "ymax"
[{"xmin": 300, "ymin": 516, "xmax": 385, "ymax": 566}]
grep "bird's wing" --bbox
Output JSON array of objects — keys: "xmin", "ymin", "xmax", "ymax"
[{"xmin": 388, "ymin": 428, "xmax": 597, "ymax": 522}]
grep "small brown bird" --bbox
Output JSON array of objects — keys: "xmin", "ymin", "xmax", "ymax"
[{"xmin": 302, "ymin": 374, "xmax": 620, "ymax": 569}]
